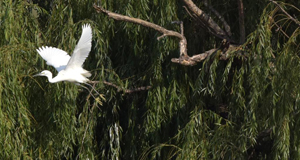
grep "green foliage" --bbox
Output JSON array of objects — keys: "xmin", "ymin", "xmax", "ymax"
[{"xmin": 0, "ymin": 0, "xmax": 300, "ymax": 159}]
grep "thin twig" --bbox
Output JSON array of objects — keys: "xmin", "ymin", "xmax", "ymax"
[
  {"xmin": 183, "ymin": 6, "xmax": 195, "ymax": 20},
  {"xmin": 269, "ymin": 0, "xmax": 300, "ymax": 27},
  {"xmin": 89, "ymin": 80, "xmax": 151, "ymax": 94},
  {"xmin": 270, "ymin": 16, "xmax": 290, "ymax": 38},
  {"xmin": 79, "ymin": 84, "xmax": 101, "ymax": 110}
]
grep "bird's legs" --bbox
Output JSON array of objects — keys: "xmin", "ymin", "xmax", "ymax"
[
  {"xmin": 78, "ymin": 84, "xmax": 98, "ymax": 101},
  {"xmin": 84, "ymin": 82, "xmax": 101, "ymax": 96}
]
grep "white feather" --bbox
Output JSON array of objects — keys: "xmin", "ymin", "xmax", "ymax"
[
  {"xmin": 66, "ymin": 24, "xmax": 92, "ymax": 70},
  {"xmin": 35, "ymin": 24, "xmax": 93, "ymax": 83},
  {"xmin": 36, "ymin": 46, "xmax": 70, "ymax": 72}
]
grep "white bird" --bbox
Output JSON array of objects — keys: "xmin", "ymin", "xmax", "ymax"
[{"xmin": 34, "ymin": 24, "xmax": 92, "ymax": 84}]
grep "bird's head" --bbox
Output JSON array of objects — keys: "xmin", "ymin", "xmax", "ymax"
[{"xmin": 33, "ymin": 70, "xmax": 52, "ymax": 77}]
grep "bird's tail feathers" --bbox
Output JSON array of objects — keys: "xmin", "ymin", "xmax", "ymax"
[{"xmin": 81, "ymin": 69, "xmax": 91, "ymax": 78}]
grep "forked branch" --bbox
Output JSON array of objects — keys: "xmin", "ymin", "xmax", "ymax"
[
  {"xmin": 93, "ymin": 4, "xmax": 189, "ymax": 59},
  {"xmin": 93, "ymin": 3, "xmax": 232, "ymax": 66}
]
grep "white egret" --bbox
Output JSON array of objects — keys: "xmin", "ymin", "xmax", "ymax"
[{"xmin": 34, "ymin": 24, "xmax": 99, "ymax": 95}]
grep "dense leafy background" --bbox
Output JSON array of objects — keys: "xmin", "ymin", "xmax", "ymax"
[{"xmin": 0, "ymin": 0, "xmax": 299, "ymax": 159}]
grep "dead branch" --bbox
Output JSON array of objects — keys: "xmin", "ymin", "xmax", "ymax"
[
  {"xmin": 93, "ymin": 3, "xmax": 233, "ymax": 66},
  {"xmin": 171, "ymin": 40, "xmax": 234, "ymax": 65},
  {"xmin": 182, "ymin": 4, "xmax": 229, "ymax": 42},
  {"xmin": 182, "ymin": 0, "xmax": 229, "ymax": 39},
  {"xmin": 89, "ymin": 80, "xmax": 151, "ymax": 94},
  {"xmin": 93, "ymin": 5, "xmax": 183, "ymax": 39},
  {"xmin": 171, "ymin": 49, "xmax": 216, "ymax": 65},
  {"xmin": 93, "ymin": 4, "xmax": 189, "ymax": 59},
  {"xmin": 203, "ymin": 0, "xmax": 232, "ymax": 37}
]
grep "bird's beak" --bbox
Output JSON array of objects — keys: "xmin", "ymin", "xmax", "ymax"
[{"xmin": 33, "ymin": 73, "xmax": 42, "ymax": 77}]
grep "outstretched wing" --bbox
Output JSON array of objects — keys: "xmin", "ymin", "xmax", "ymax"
[
  {"xmin": 65, "ymin": 24, "xmax": 92, "ymax": 70},
  {"xmin": 36, "ymin": 46, "xmax": 71, "ymax": 72}
]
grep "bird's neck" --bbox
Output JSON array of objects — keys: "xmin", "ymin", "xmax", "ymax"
[{"xmin": 46, "ymin": 73, "xmax": 55, "ymax": 83}]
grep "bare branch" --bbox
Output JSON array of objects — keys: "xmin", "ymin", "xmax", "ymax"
[
  {"xmin": 203, "ymin": 0, "xmax": 232, "ymax": 36},
  {"xmin": 94, "ymin": 3, "xmax": 235, "ymax": 66},
  {"xmin": 191, "ymin": 49, "xmax": 218, "ymax": 62},
  {"xmin": 93, "ymin": 4, "xmax": 189, "ymax": 58},
  {"xmin": 171, "ymin": 49, "xmax": 217, "ymax": 66},
  {"xmin": 182, "ymin": 0, "xmax": 229, "ymax": 39},
  {"xmin": 171, "ymin": 45, "xmax": 230, "ymax": 66},
  {"xmin": 93, "ymin": 4, "xmax": 183, "ymax": 40}
]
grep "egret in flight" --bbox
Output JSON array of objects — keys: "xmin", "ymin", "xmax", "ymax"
[{"xmin": 34, "ymin": 24, "xmax": 99, "ymax": 95}]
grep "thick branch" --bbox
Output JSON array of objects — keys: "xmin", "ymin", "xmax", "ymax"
[
  {"xmin": 94, "ymin": 3, "xmax": 234, "ymax": 66},
  {"xmin": 171, "ymin": 49, "xmax": 216, "ymax": 65},
  {"xmin": 93, "ymin": 4, "xmax": 188, "ymax": 58},
  {"xmin": 171, "ymin": 42, "xmax": 233, "ymax": 65},
  {"xmin": 203, "ymin": 0, "xmax": 232, "ymax": 36},
  {"xmin": 93, "ymin": 5, "xmax": 183, "ymax": 40},
  {"xmin": 182, "ymin": 0, "xmax": 229, "ymax": 39},
  {"xmin": 93, "ymin": 4, "xmax": 190, "ymax": 59}
]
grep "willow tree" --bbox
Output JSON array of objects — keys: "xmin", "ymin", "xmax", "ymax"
[{"xmin": 0, "ymin": 0, "xmax": 300, "ymax": 159}]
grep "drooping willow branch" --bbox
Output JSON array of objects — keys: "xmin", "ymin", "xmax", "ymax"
[{"xmin": 269, "ymin": 0, "xmax": 300, "ymax": 27}]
